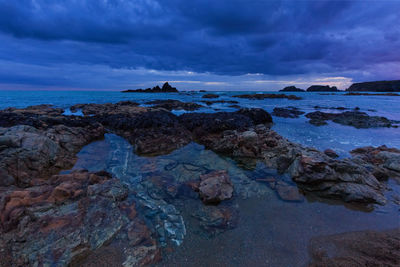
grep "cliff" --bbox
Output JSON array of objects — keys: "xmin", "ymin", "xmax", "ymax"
[{"xmin": 346, "ymin": 80, "xmax": 400, "ymax": 92}]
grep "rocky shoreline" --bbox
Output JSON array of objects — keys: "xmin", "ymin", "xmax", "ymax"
[{"xmin": 1, "ymin": 102, "xmax": 399, "ymax": 266}]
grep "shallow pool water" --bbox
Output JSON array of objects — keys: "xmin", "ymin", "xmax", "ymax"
[{"xmin": 66, "ymin": 133, "xmax": 400, "ymax": 267}]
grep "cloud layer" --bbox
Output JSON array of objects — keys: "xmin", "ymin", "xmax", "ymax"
[{"xmin": 0, "ymin": 0, "xmax": 399, "ymax": 90}]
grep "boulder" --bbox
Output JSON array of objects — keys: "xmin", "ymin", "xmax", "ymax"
[{"xmin": 198, "ymin": 170, "xmax": 234, "ymax": 204}]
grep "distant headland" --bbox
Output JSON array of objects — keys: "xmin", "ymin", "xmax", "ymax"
[{"xmin": 279, "ymin": 80, "xmax": 400, "ymax": 92}]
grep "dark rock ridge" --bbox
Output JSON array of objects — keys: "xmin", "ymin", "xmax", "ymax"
[
  {"xmin": 70, "ymin": 100, "xmax": 140, "ymax": 115},
  {"xmin": 144, "ymin": 99, "xmax": 203, "ymax": 111},
  {"xmin": 346, "ymin": 80, "xmax": 400, "ymax": 92},
  {"xmin": 0, "ymin": 170, "xmax": 160, "ymax": 267},
  {"xmin": 272, "ymin": 107, "xmax": 305, "ymax": 118},
  {"xmin": 202, "ymin": 93, "xmax": 219, "ymax": 99},
  {"xmin": 233, "ymin": 93, "xmax": 302, "ymax": 100},
  {"xmin": 307, "ymin": 85, "xmax": 339, "ymax": 92},
  {"xmin": 314, "ymin": 105, "xmax": 360, "ymax": 111},
  {"xmin": 305, "ymin": 111, "xmax": 397, "ymax": 128},
  {"xmin": 345, "ymin": 92, "xmax": 400, "ymax": 96},
  {"xmin": 122, "ymin": 82, "xmax": 178, "ymax": 93},
  {"xmin": 200, "ymin": 100, "xmax": 239, "ymax": 106},
  {"xmin": 308, "ymin": 228, "xmax": 400, "ymax": 267},
  {"xmin": 279, "ymin": 86, "xmax": 305, "ymax": 92}
]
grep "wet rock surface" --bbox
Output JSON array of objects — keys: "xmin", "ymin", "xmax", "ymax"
[
  {"xmin": 70, "ymin": 101, "xmax": 140, "ymax": 115},
  {"xmin": 198, "ymin": 170, "xmax": 234, "ymax": 204},
  {"xmin": 233, "ymin": 93, "xmax": 302, "ymax": 100},
  {"xmin": 1, "ymin": 101, "xmax": 399, "ymax": 266},
  {"xmin": 308, "ymin": 228, "xmax": 400, "ymax": 267},
  {"xmin": 0, "ymin": 170, "xmax": 160, "ymax": 267},
  {"xmin": 0, "ymin": 107, "xmax": 105, "ymax": 186},
  {"xmin": 305, "ymin": 111, "xmax": 396, "ymax": 128},
  {"xmin": 272, "ymin": 107, "xmax": 305, "ymax": 118}
]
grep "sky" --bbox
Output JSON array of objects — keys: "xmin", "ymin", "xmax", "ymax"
[{"xmin": 0, "ymin": 0, "xmax": 399, "ymax": 91}]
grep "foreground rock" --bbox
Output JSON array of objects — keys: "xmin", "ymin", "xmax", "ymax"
[
  {"xmin": 306, "ymin": 85, "xmax": 339, "ymax": 92},
  {"xmin": 272, "ymin": 107, "xmax": 305, "ymax": 118},
  {"xmin": 2, "ymin": 103, "xmax": 398, "ymax": 207},
  {"xmin": 198, "ymin": 170, "xmax": 234, "ymax": 204},
  {"xmin": 279, "ymin": 86, "xmax": 305, "ymax": 92},
  {"xmin": 122, "ymin": 82, "xmax": 178, "ymax": 93},
  {"xmin": 350, "ymin": 145, "xmax": 400, "ymax": 181},
  {"xmin": 308, "ymin": 228, "xmax": 400, "ymax": 267},
  {"xmin": 194, "ymin": 124, "xmax": 391, "ymax": 204},
  {"xmin": 0, "ymin": 170, "xmax": 160, "ymax": 266},
  {"xmin": 305, "ymin": 111, "xmax": 396, "ymax": 128},
  {"xmin": 233, "ymin": 93, "xmax": 302, "ymax": 100},
  {"xmin": 346, "ymin": 80, "xmax": 400, "ymax": 92},
  {"xmin": 0, "ymin": 107, "xmax": 105, "ymax": 186}
]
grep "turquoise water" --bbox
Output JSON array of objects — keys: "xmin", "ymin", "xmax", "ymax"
[{"xmin": 1, "ymin": 90, "xmax": 400, "ymax": 156}]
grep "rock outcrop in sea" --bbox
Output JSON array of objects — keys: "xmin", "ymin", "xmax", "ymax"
[
  {"xmin": 305, "ymin": 111, "xmax": 398, "ymax": 128},
  {"xmin": 279, "ymin": 86, "xmax": 305, "ymax": 92},
  {"xmin": 306, "ymin": 85, "xmax": 339, "ymax": 92},
  {"xmin": 122, "ymin": 82, "xmax": 178, "ymax": 93}
]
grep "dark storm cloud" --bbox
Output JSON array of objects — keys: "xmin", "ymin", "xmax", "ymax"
[{"xmin": 0, "ymin": 0, "xmax": 399, "ymax": 90}]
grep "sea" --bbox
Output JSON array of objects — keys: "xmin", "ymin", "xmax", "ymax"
[
  {"xmin": 1, "ymin": 90, "xmax": 399, "ymax": 156},
  {"xmin": 1, "ymin": 90, "xmax": 399, "ymax": 266}
]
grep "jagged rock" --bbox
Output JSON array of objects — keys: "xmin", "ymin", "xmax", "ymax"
[
  {"xmin": 98, "ymin": 110, "xmax": 192, "ymax": 156},
  {"xmin": 122, "ymin": 82, "xmax": 178, "ymax": 93},
  {"xmin": 0, "ymin": 123, "xmax": 105, "ymax": 187},
  {"xmin": 0, "ymin": 170, "xmax": 160, "ymax": 267}
]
